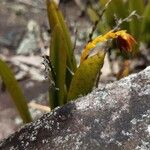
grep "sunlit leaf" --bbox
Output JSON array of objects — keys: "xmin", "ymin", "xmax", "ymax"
[
  {"xmin": 67, "ymin": 51, "xmax": 105, "ymax": 101},
  {"xmin": 0, "ymin": 59, "xmax": 32, "ymax": 123}
]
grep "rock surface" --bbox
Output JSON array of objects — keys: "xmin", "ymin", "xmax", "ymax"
[{"xmin": 0, "ymin": 66, "xmax": 150, "ymax": 150}]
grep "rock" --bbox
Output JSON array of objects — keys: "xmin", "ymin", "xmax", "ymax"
[
  {"xmin": 17, "ymin": 20, "xmax": 40, "ymax": 54},
  {"xmin": 0, "ymin": 66, "xmax": 150, "ymax": 150}
]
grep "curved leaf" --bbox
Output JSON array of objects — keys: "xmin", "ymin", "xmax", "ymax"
[
  {"xmin": 46, "ymin": 0, "xmax": 77, "ymax": 76},
  {"xmin": 0, "ymin": 59, "xmax": 32, "ymax": 123},
  {"xmin": 67, "ymin": 51, "xmax": 105, "ymax": 101}
]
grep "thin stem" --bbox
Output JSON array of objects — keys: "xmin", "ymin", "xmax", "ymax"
[
  {"xmin": 113, "ymin": 11, "xmax": 140, "ymax": 31},
  {"xmin": 88, "ymin": 0, "xmax": 112, "ymax": 42}
]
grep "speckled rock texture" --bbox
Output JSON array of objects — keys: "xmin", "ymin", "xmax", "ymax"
[{"xmin": 0, "ymin": 66, "xmax": 150, "ymax": 150}]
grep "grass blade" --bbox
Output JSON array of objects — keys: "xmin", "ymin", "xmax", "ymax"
[
  {"xmin": 0, "ymin": 59, "xmax": 32, "ymax": 123},
  {"xmin": 49, "ymin": 26, "xmax": 67, "ymax": 108},
  {"xmin": 46, "ymin": 0, "xmax": 77, "ymax": 82}
]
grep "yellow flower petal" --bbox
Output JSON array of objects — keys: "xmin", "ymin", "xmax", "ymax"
[{"xmin": 80, "ymin": 30, "xmax": 136, "ymax": 63}]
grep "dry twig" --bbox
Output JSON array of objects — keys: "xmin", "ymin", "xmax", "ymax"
[{"xmin": 28, "ymin": 101, "xmax": 50, "ymax": 112}]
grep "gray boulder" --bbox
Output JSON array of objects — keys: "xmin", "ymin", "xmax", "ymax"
[{"xmin": 0, "ymin": 67, "xmax": 150, "ymax": 150}]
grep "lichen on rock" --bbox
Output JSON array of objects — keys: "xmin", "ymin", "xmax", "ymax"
[{"xmin": 0, "ymin": 67, "xmax": 150, "ymax": 150}]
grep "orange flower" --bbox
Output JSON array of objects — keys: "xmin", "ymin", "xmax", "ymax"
[
  {"xmin": 80, "ymin": 30, "xmax": 136, "ymax": 63},
  {"xmin": 116, "ymin": 32, "xmax": 136, "ymax": 52}
]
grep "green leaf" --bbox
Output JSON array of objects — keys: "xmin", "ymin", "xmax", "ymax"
[
  {"xmin": 67, "ymin": 51, "xmax": 105, "ymax": 101},
  {"xmin": 0, "ymin": 59, "xmax": 32, "ymax": 123},
  {"xmin": 49, "ymin": 26, "xmax": 67, "ymax": 109},
  {"xmin": 46, "ymin": 0, "xmax": 77, "ymax": 83},
  {"xmin": 141, "ymin": 1, "xmax": 150, "ymax": 44},
  {"xmin": 129, "ymin": 0, "xmax": 144, "ymax": 40}
]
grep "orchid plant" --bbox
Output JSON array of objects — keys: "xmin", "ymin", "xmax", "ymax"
[
  {"xmin": 0, "ymin": 0, "xmax": 136, "ymax": 124},
  {"xmin": 46, "ymin": 0, "xmax": 136, "ymax": 108}
]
